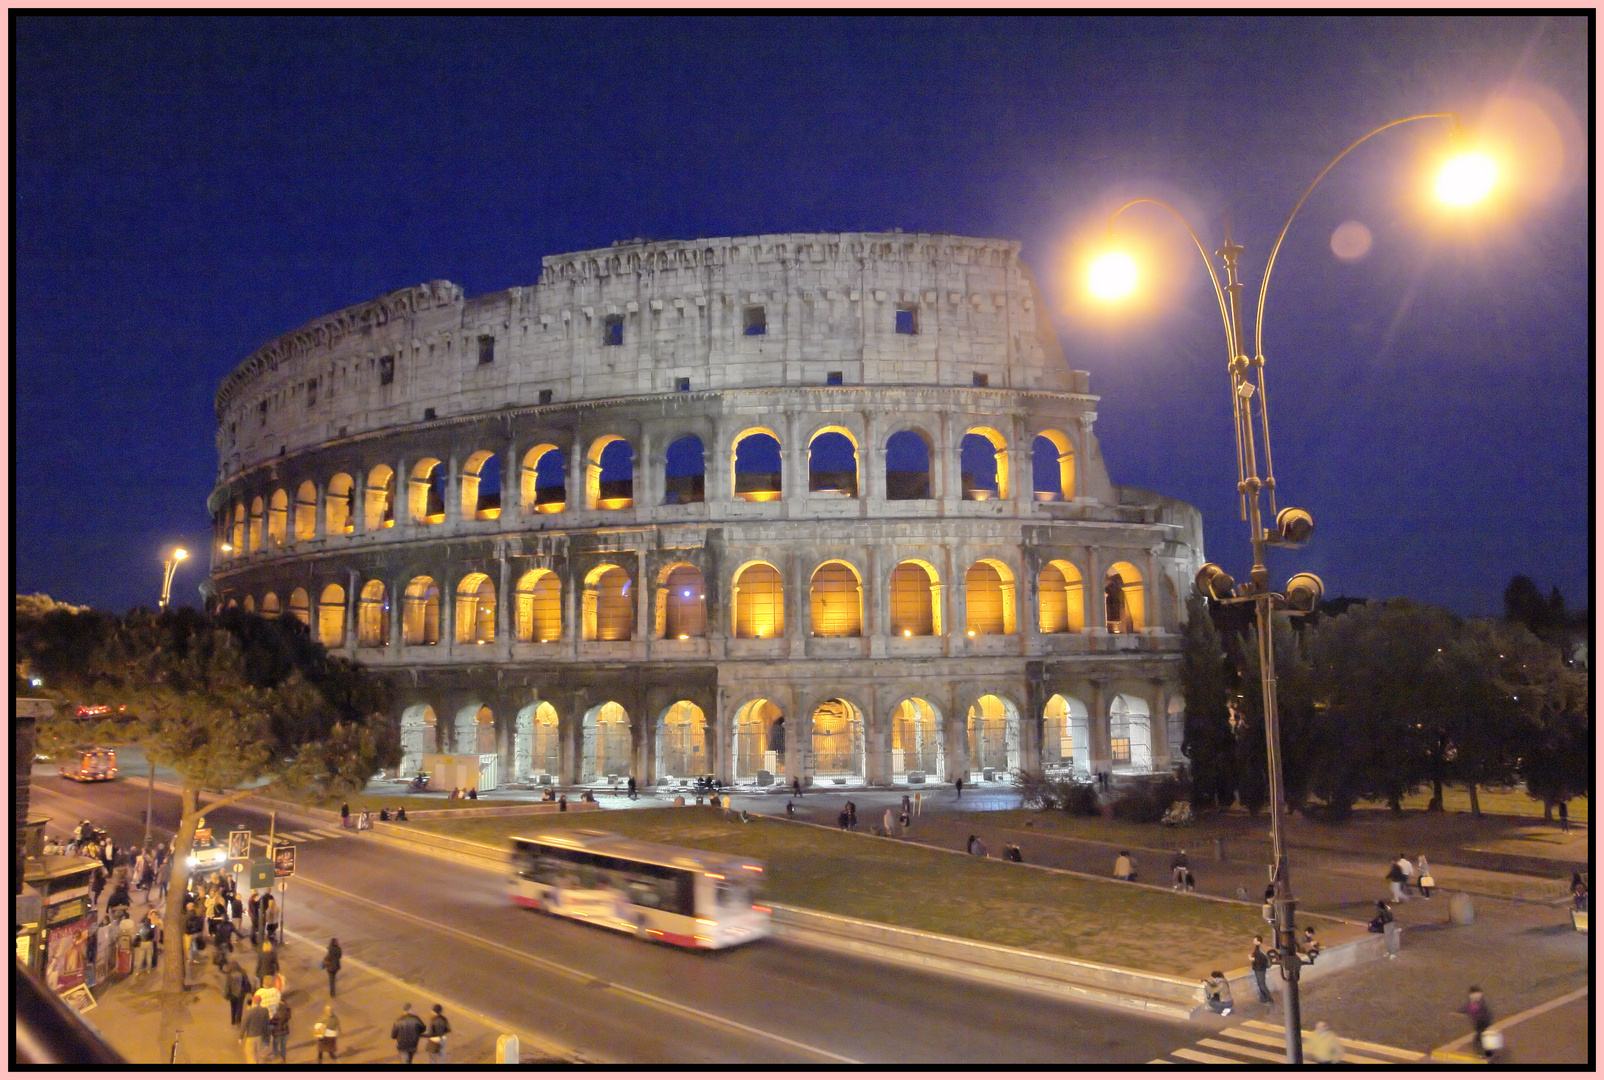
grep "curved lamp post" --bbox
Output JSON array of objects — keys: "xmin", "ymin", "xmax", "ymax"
[
  {"xmin": 158, "ymin": 547, "xmax": 188, "ymax": 611},
  {"xmin": 1090, "ymin": 115, "xmax": 1497, "ymax": 1064}
]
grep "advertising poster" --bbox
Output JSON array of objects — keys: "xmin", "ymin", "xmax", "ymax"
[{"xmin": 46, "ymin": 916, "xmax": 94, "ymax": 993}]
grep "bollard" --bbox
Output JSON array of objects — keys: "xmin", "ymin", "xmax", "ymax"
[
  {"xmin": 496, "ymin": 1034, "xmax": 520, "ymax": 1064},
  {"xmin": 1449, "ymin": 892, "xmax": 1475, "ymax": 926},
  {"xmin": 1214, "ymin": 836, "xmax": 1226, "ymax": 861}
]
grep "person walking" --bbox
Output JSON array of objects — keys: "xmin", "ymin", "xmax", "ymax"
[
  {"xmin": 627, "ymin": 775, "xmax": 637, "ymax": 799},
  {"xmin": 341, "ymin": 800, "xmax": 351, "ymax": 829},
  {"xmin": 1462, "ymin": 986, "xmax": 1497, "ymax": 1060},
  {"xmin": 225, "ymin": 962, "xmax": 251, "ymax": 1026},
  {"xmin": 1307, "ymin": 1020, "xmax": 1345, "ymax": 1064},
  {"xmin": 321, "ymin": 937, "xmax": 343, "ymax": 996},
  {"xmin": 1114, "ymin": 850, "xmax": 1136, "ymax": 881},
  {"xmin": 314, "ymin": 1004, "xmax": 341, "ymax": 1063},
  {"xmin": 261, "ymin": 890, "xmax": 279, "ymax": 944},
  {"xmin": 392, "ymin": 1002, "xmax": 427, "ymax": 1064},
  {"xmin": 255, "ymin": 939, "xmax": 279, "ymax": 983},
  {"xmin": 425, "ymin": 1003, "xmax": 451, "ymax": 1064},
  {"xmin": 955, "ymin": 776, "xmax": 964, "ymax": 800},
  {"xmin": 1171, "ymin": 848, "xmax": 1189, "ymax": 890},
  {"xmin": 240, "ymin": 995, "xmax": 272, "ymax": 1064},
  {"xmin": 1386, "ymin": 858, "xmax": 1408, "ymax": 903},
  {"xmin": 1415, "ymin": 854, "xmax": 1434, "ymax": 898},
  {"xmin": 1250, "ymin": 936, "xmax": 1274, "ymax": 1004},
  {"xmin": 792, "ymin": 777, "xmax": 802, "ymax": 798},
  {"xmin": 89, "ymin": 865, "xmax": 107, "ymax": 911},
  {"xmin": 269, "ymin": 998, "xmax": 292, "ymax": 1064}
]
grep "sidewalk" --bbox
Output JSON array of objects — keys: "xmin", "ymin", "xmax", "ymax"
[{"xmin": 75, "ymin": 894, "xmax": 572, "ymax": 1065}]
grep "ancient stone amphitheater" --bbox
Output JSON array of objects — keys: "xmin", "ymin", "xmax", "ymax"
[{"xmin": 206, "ymin": 232, "xmax": 1203, "ymax": 793}]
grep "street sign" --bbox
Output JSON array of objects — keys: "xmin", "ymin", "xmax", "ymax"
[
  {"xmin": 230, "ymin": 861, "xmax": 248, "ymax": 878},
  {"xmin": 228, "ymin": 830, "xmax": 251, "ymax": 859},
  {"xmin": 273, "ymin": 845, "xmax": 296, "ymax": 878},
  {"xmin": 249, "ymin": 857, "xmax": 273, "ymax": 890}
]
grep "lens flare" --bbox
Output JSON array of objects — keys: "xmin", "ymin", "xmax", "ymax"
[
  {"xmin": 1435, "ymin": 152, "xmax": 1498, "ymax": 207},
  {"xmin": 1088, "ymin": 251, "xmax": 1138, "ymax": 301}
]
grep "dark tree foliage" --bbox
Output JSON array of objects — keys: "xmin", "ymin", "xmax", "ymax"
[
  {"xmin": 1179, "ymin": 591, "xmax": 1235, "ymax": 809},
  {"xmin": 1233, "ymin": 612, "xmax": 1318, "ymax": 816}
]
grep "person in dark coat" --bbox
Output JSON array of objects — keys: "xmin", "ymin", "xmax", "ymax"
[
  {"xmin": 391, "ymin": 1003, "xmax": 427, "ymax": 1064},
  {"xmin": 341, "ymin": 801, "xmax": 351, "ymax": 829},
  {"xmin": 1462, "ymin": 986, "xmax": 1496, "ymax": 1059},
  {"xmin": 240, "ymin": 997, "xmax": 271, "ymax": 1064},
  {"xmin": 425, "ymin": 1003, "xmax": 451, "ymax": 1064},
  {"xmin": 627, "ymin": 775, "xmax": 637, "ymax": 799},
  {"xmin": 248, "ymin": 890, "xmax": 261, "ymax": 943},
  {"xmin": 321, "ymin": 938, "xmax": 343, "ymax": 996},
  {"xmin": 269, "ymin": 998, "xmax": 292, "ymax": 1063},
  {"xmin": 225, "ymin": 962, "xmax": 252, "ymax": 1026},
  {"xmin": 255, "ymin": 939, "xmax": 279, "ymax": 981},
  {"xmin": 1250, "ymin": 935, "xmax": 1274, "ymax": 1004}
]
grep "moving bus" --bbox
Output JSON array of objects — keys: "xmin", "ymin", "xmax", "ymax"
[
  {"xmin": 58, "ymin": 747, "xmax": 118, "ymax": 782},
  {"xmin": 510, "ymin": 828, "xmax": 769, "ymax": 949}
]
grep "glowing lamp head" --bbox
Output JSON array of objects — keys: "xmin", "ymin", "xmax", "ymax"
[
  {"xmin": 1088, "ymin": 250, "xmax": 1138, "ymax": 302},
  {"xmin": 173, "ymin": 548, "xmax": 188, "ymax": 562},
  {"xmin": 1435, "ymin": 151, "xmax": 1497, "ymax": 207}
]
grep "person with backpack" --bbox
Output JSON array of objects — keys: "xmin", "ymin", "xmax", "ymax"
[
  {"xmin": 425, "ymin": 1003, "xmax": 451, "ymax": 1064},
  {"xmin": 391, "ymin": 1002, "xmax": 427, "ymax": 1064}
]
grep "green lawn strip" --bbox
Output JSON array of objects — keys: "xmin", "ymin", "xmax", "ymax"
[
  {"xmin": 406, "ymin": 809, "xmax": 1301, "ymax": 977},
  {"xmin": 275, "ymin": 792, "xmax": 530, "ymax": 813}
]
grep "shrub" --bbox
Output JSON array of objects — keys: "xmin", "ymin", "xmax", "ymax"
[
  {"xmin": 1012, "ymin": 769, "xmax": 1100, "ymax": 816},
  {"xmin": 1112, "ymin": 775, "xmax": 1190, "ymax": 823}
]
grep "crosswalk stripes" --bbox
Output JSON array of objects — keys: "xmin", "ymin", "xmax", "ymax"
[
  {"xmin": 248, "ymin": 827, "xmax": 349, "ymax": 847},
  {"xmin": 1150, "ymin": 1019, "xmax": 1427, "ymax": 1065}
]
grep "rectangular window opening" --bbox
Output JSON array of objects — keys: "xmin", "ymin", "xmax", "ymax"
[
  {"xmin": 825, "ymin": 371, "xmax": 844, "ymax": 386},
  {"xmin": 478, "ymin": 335, "xmax": 496, "ymax": 365},
  {"xmin": 306, "ymin": 378, "xmax": 318, "ymax": 408},
  {"xmin": 743, "ymin": 305, "xmax": 767, "ymax": 336},
  {"xmin": 603, "ymin": 315, "xmax": 624, "ymax": 347},
  {"xmin": 895, "ymin": 305, "xmax": 919, "ymax": 335},
  {"xmin": 538, "ymin": 388, "xmax": 554, "ymax": 405},
  {"xmin": 379, "ymin": 354, "xmax": 395, "ymax": 386},
  {"xmin": 972, "ymin": 372, "xmax": 989, "ymax": 388},
  {"xmin": 423, "ymin": 407, "xmax": 437, "ymax": 421},
  {"xmin": 676, "ymin": 377, "xmax": 691, "ymax": 392},
  {"xmin": 1111, "ymin": 737, "xmax": 1132, "ymax": 764}
]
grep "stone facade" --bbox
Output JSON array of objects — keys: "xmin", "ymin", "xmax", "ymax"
[{"xmin": 206, "ymin": 232, "xmax": 1204, "ymax": 791}]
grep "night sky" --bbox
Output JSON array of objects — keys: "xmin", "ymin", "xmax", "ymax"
[{"xmin": 15, "ymin": 15, "xmax": 1590, "ymax": 618}]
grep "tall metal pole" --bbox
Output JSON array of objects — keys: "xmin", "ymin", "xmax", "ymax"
[{"xmin": 144, "ymin": 760, "xmax": 156, "ymax": 846}]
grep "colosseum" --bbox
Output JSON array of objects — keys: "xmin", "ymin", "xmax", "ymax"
[{"xmin": 205, "ymin": 232, "xmax": 1205, "ymax": 795}]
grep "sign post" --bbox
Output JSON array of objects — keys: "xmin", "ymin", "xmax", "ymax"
[
  {"xmin": 228, "ymin": 830, "xmax": 252, "ymax": 860},
  {"xmin": 273, "ymin": 845, "xmax": 296, "ymax": 944}
]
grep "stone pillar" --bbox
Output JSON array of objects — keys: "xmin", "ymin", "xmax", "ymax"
[
  {"xmin": 1150, "ymin": 680, "xmax": 1172, "ymax": 770},
  {"xmin": 345, "ymin": 568, "xmax": 360, "ymax": 649},
  {"xmin": 635, "ymin": 548, "xmax": 649, "ymax": 642},
  {"xmin": 1085, "ymin": 546, "xmax": 1107, "ymax": 634},
  {"xmin": 863, "ymin": 409, "xmax": 883, "ymax": 504},
  {"xmin": 1086, "ymin": 679, "xmax": 1111, "ymax": 779},
  {"xmin": 496, "ymin": 541, "xmax": 510, "ymax": 648}
]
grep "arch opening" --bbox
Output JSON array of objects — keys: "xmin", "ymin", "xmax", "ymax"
[
  {"xmin": 663, "ymin": 435, "xmax": 706, "ymax": 505},
  {"xmin": 810, "ymin": 560, "xmax": 862, "ymax": 637},
  {"xmin": 809, "ymin": 698, "xmax": 865, "ymax": 779},
  {"xmin": 891, "ymin": 697, "xmax": 943, "ymax": 778},
  {"xmin": 657, "ymin": 700, "xmax": 709, "ymax": 781},
  {"xmin": 317, "ymin": 583, "xmax": 345, "ymax": 647},
  {"xmin": 808, "ymin": 429, "xmax": 858, "ymax": 496},
  {"xmin": 521, "ymin": 444, "xmax": 567, "ymax": 513},
  {"xmin": 402, "ymin": 576, "xmax": 440, "ymax": 645},
  {"xmin": 965, "ymin": 559, "xmax": 1017, "ymax": 635},
  {"xmin": 515, "ymin": 568, "xmax": 562, "ymax": 642},
  {"xmin": 1032, "ymin": 430, "xmax": 1076, "ymax": 502},
  {"xmin": 583, "ymin": 564, "xmax": 633, "ymax": 641},
  {"xmin": 885, "ymin": 430, "xmax": 931, "ymax": 500},
  {"xmin": 461, "ymin": 451, "xmax": 502, "ymax": 520},
  {"xmin": 732, "ymin": 698, "xmax": 784, "ymax": 781},
  {"xmin": 1105, "ymin": 562, "xmax": 1146, "ymax": 633},
  {"xmin": 733, "ymin": 561, "xmax": 783, "ymax": 638},
  {"xmin": 1038, "ymin": 559, "xmax": 1085, "ymax": 634},
  {"xmin": 455, "ymin": 572, "xmax": 496, "ymax": 644},
  {"xmin": 732, "ymin": 429, "xmax": 782, "ymax": 502},
  {"xmin": 889, "ymin": 560, "xmax": 940, "ymax": 637},
  {"xmin": 358, "ymin": 579, "xmax": 389, "ymax": 646},
  {"xmin": 656, "ymin": 563, "xmax": 707, "ymax": 639},
  {"xmin": 961, "ymin": 427, "xmax": 1010, "ymax": 500}
]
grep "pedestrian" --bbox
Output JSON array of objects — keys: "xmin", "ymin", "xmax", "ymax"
[
  {"xmin": 1203, "ymin": 970, "xmax": 1233, "ymax": 1015},
  {"xmin": 1114, "ymin": 850, "xmax": 1136, "ymax": 881},
  {"xmin": 134, "ymin": 914, "xmax": 157, "ymax": 973},
  {"xmin": 899, "ymin": 807, "xmax": 911, "ymax": 829},
  {"xmin": 1461, "ymin": 986, "xmax": 1497, "ymax": 1059},
  {"xmin": 90, "ymin": 865, "xmax": 107, "ymax": 910},
  {"xmin": 1416, "ymin": 854, "xmax": 1434, "ymax": 898},
  {"xmin": 558, "ymin": 795, "xmax": 567, "ymax": 812},
  {"xmin": 792, "ymin": 777, "xmax": 802, "ymax": 798},
  {"xmin": 240, "ymin": 995, "xmax": 271, "ymax": 1064},
  {"xmin": 786, "ymin": 799, "xmax": 795, "ymax": 817},
  {"xmin": 213, "ymin": 915, "xmax": 237, "ymax": 969},
  {"xmin": 901, "ymin": 794, "xmax": 911, "ymax": 818},
  {"xmin": 341, "ymin": 800, "xmax": 351, "ymax": 829},
  {"xmin": 270, "ymin": 998, "xmax": 292, "ymax": 1063},
  {"xmin": 955, "ymin": 776, "xmax": 964, "ymax": 800},
  {"xmin": 314, "ymin": 1004, "xmax": 341, "ymax": 1063},
  {"xmin": 1171, "ymin": 848, "xmax": 1189, "ymax": 890},
  {"xmin": 261, "ymin": 890, "xmax": 279, "ymax": 944},
  {"xmin": 425, "ymin": 1003, "xmax": 451, "ymax": 1064},
  {"xmin": 183, "ymin": 903, "xmax": 204, "ymax": 970},
  {"xmin": 1250, "ymin": 935, "xmax": 1273, "ymax": 1004},
  {"xmin": 847, "ymin": 801, "xmax": 857, "ymax": 829},
  {"xmin": 914, "ymin": 791, "xmax": 922, "ymax": 817},
  {"xmin": 1386, "ymin": 858, "xmax": 1408, "ymax": 903},
  {"xmin": 1307, "ymin": 1020, "xmax": 1345, "ymax": 1064},
  {"xmin": 1396, "ymin": 853, "xmax": 1415, "ymax": 899},
  {"xmin": 1301, "ymin": 926, "xmax": 1322, "ymax": 964},
  {"xmin": 248, "ymin": 889, "xmax": 261, "ymax": 944},
  {"xmin": 392, "ymin": 1002, "xmax": 427, "ymax": 1064},
  {"xmin": 255, "ymin": 939, "xmax": 279, "ymax": 982},
  {"xmin": 1558, "ymin": 801, "xmax": 1569, "ymax": 833},
  {"xmin": 321, "ymin": 937, "xmax": 343, "ymax": 996},
  {"xmin": 627, "ymin": 775, "xmax": 637, "ymax": 799},
  {"xmin": 225, "ymin": 962, "xmax": 251, "ymax": 1025},
  {"xmin": 156, "ymin": 846, "xmax": 171, "ymax": 901},
  {"xmin": 229, "ymin": 885, "xmax": 245, "ymax": 929},
  {"xmin": 883, "ymin": 808, "xmax": 895, "ymax": 833}
]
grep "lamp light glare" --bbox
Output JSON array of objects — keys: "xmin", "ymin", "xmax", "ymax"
[
  {"xmin": 1088, "ymin": 250, "xmax": 1138, "ymax": 301},
  {"xmin": 1436, "ymin": 152, "xmax": 1497, "ymax": 207}
]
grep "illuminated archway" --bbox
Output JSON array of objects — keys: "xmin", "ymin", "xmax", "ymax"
[
  {"xmin": 461, "ymin": 451, "xmax": 502, "ymax": 520},
  {"xmin": 515, "ymin": 568, "xmax": 562, "ymax": 642},
  {"xmin": 889, "ymin": 560, "xmax": 941, "ymax": 637},
  {"xmin": 399, "ymin": 703, "xmax": 436, "ymax": 776},
  {"xmin": 408, "ymin": 459, "xmax": 446, "ymax": 523},
  {"xmin": 965, "ymin": 694, "xmax": 1021, "ymax": 776},
  {"xmin": 317, "ymin": 583, "xmax": 345, "ymax": 647},
  {"xmin": 294, "ymin": 481, "xmax": 318, "ymax": 541},
  {"xmin": 582, "ymin": 564, "xmax": 633, "ymax": 641},
  {"xmin": 520, "ymin": 444, "xmax": 566, "ymax": 513},
  {"xmin": 732, "ymin": 561, "xmax": 783, "ymax": 638},
  {"xmin": 810, "ymin": 560, "xmax": 862, "ymax": 637},
  {"xmin": 731, "ymin": 698, "xmax": 785, "ymax": 780},
  {"xmin": 231, "ymin": 500, "xmax": 246, "ymax": 551},
  {"xmin": 656, "ymin": 563, "xmax": 707, "ymax": 639},
  {"xmin": 325, "ymin": 473, "xmax": 354, "ymax": 535},
  {"xmin": 732, "ymin": 428, "xmax": 782, "ymax": 502},
  {"xmin": 960, "ymin": 427, "xmax": 1010, "ymax": 500},
  {"xmin": 656, "ymin": 700, "xmax": 710, "ymax": 780},
  {"xmin": 1105, "ymin": 562, "xmax": 1145, "ymax": 633},
  {"xmin": 1038, "ymin": 559, "xmax": 1085, "ymax": 633},
  {"xmin": 260, "ymin": 591, "xmax": 281, "ymax": 616},
  {"xmin": 249, "ymin": 496, "xmax": 264, "ymax": 551},
  {"xmin": 581, "ymin": 701, "xmax": 632, "ymax": 782},
  {"xmin": 809, "ymin": 698, "xmax": 865, "ymax": 778},
  {"xmin": 455, "ymin": 572, "xmax": 496, "ymax": 644},
  {"xmin": 1032, "ymin": 430, "xmax": 1076, "ymax": 501},
  {"xmin": 268, "ymin": 489, "xmax": 289, "ymax": 546},
  {"xmin": 1043, "ymin": 694, "xmax": 1090, "ymax": 776},
  {"xmin": 965, "ymin": 559, "xmax": 1017, "ymax": 635},
  {"xmin": 358, "ymin": 579, "xmax": 388, "ymax": 646},
  {"xmin": 890, "ymin": 697, "xmax": 943, "ymax": 778},
  {"xmin": 1109, "ymin": 693, "xmax": 1152, "ymax": 772},
  {"xmin": 288, "ymin": 587, "xmax": 311, "ymax": 626},
  {"xmin": 519, "ymin": 701, "xmax": 561, "ymax": 782},
  {"xmin": 402, "ymin": 576, "xmax": 440, "ymax": 645},
  {"xmin": 365, "ymin": 465, "xmax": 395, "ymax": 530},
  {"xmin": 586, "ymin": 435, "xmax": 634, "ymax": 510}
]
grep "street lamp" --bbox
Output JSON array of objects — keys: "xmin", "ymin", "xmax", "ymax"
[
  {"xmin": 159, "ymin": 547, "xmax": 189, "ymax": 611},
  {"xmin": 1090, "ymin": 115, "xmax": 1495, "ymax": 1064}
]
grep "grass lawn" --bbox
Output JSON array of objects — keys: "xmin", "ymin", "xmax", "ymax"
[{"xmin": 404, "ymin": 807, "xmax": 1323, "ymax": 978}]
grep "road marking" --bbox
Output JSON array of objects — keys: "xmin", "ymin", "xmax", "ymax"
[
  {"xmin": 294, "ymin": 873, "xmax": 860, "ymax": 1064},
  {"xmin": 1172, "ymin": 1046, "xmax": 1240, "ymax": 1063},
  {"xmin": 1197, "ymin": 1037, "xmax": 1285, "ymax": 1062},
  {"xmin": 1238, "ymin": 1017, "xmax": 1424, "ymax": 1060}
]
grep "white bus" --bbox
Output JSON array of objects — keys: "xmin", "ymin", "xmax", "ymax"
[{"xmin": 510, "ymin": 828, "xmax": 769, "ymax": 949}]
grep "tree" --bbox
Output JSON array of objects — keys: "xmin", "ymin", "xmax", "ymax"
[
  {"xmin": 1234, "ymin": 611, "xmax": 1318, "ymax": 816},
  {"xmin": 1179, "ymin": 591, "xmax": 1236, "ymax": 809},
  {"xmin": 15, "ymin": 604, "xmax": 396, "ymax": 1005}
]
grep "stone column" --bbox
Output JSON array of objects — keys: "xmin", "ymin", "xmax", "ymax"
[
  {"xmin": 635, "ymin": 548, "xmax": 649, "ymax": 642},
  {"xmin": 1150, "ymin": 680, "xmax": 1173, "ymax": 771},
  {"xmin": 1086, "ymin": 679, "xmax": 1111, "ymax": 779},
  {"xmin": 495, "ymin": 541, "xmax": 510, "ymax": 649},
  {"xmin": 345, "ymin": 568, "xmax": 360, "ymax": 649}
]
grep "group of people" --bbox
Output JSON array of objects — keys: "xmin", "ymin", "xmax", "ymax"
[
  {"xmin": 230, "ymin": 935, "xmax": 346, "ymax": 1064},
  {"xmin": 1384, "ymin": 852, "xmax": 1433, "ymax": 902}
]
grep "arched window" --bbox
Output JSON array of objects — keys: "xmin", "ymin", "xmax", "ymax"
[
  {"xmin": 409, "ymin": 459, "xmax": 445, "ymax": 523},
  {"xmin": 231, "ymin": 501, "xmax": 246, "ymax": 552},
  {"xmin": 1033, "ymin": 431, "xmax": 1075, "ymax": 501},
  {"xmin": 733, "ymin": 562, "xmax": 783, "ymax": 638},
  {"xmin": 732, "ymin": 429, "xmax": 782, "ymax": 502},
  {"xmin": 960, "ymin": 428, "xmax": 1010, "ymax": 500},
  {"xmin": 461, "ymin": 451, "xmax": 501, "ymax": 520},
  {"xmin": 808, "ymin": 429, "xmax": 858, "ymax": 496},
  {"xmin": 260, "ymin": 592, "xmax": 279, "ymax": 615},
  {"xmin": 1038, "ymin": 559, "xmax": 1086, "ymax": 633},
  {"xmin": 288, "ymin": 587, "xmax": 311, "ymax": 626},
  {"xmin": 810, "ymin": 561, "xmax": 862, "ymax": 637},
  {"xmin": 455, "ymin": 573, "xmax": 496, "ymax": 643},
  {"xmin": 732, "ymin": 698, "xmax": 783, "ymax": 778},
  {"xmin": 294, "ymin": 481, "xmax": 318, "ymax": 541},
  {"xmin": 365, "ymin": 465, "xmax": 395, "ymax": 530},
  {"xmin": 885, "ymin": 430, "xmax": 931, "ymax": 500},
  {"xmin": 248, "ymin": 496, "xmax": 265, "ymax": 552},
  {"xmin": 889, "ymin": 560, "xmax": 940, "ymax": 637},
  {"xmin": 586, "ymin": 436, "xmax": 634, "ymax": 510},
  {"xmin": 358, "ymin": 579, "xmax": 388, "ymax": 646},
  {"xmin": 583, "ymin": 565, "xmax": 633, "ymax": 641},
  {"xmin": 965, "ymin": 559, "xmax": 1016, "ymax": 635},
  {"xmin": 402, "ymin": 576, "xmax": 440, "ymax": 645},
  {"xmin": 515, "ymin": 569, "xmax": 562, "ymax": 642},
  {"xmin": 657, "ymin": 564, "xmax": 707, "ymax": 639},
  {"xmin": 520, "ymin": 444, "xmax": 566, "ymax": 513},
  {"xmin": 325, "ymin": 474, "xmax": 354, "ymax": 535},
  {"xmin": 317, "ymin": 583, "xmax": 345, "ymax": 647},
  {"xmin": 1105, "ymin": 562, "xmax": 1145, "ymax": 633},
  {"xmin": 268, "ymin": 490, "xmax": 289, "ymax": 546},
  {"xmin": 664, "ymin": 435, "xmax": 705, "ymax": 505}
]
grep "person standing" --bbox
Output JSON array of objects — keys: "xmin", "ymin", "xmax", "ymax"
[
  {"xmin": 846, "ymin": 801, "xmax": 857, "ymax": 829},
  {"xmin": 955, "ymin": 776, "xmax": 964, "ymax": 800},
  {"xmin": 1416, "ymin": 854, "xmax": 1434, "ymax": 898},
  {"xmin": 883, "ymin": 807, "xmax": 895, "ymax": 834},
  {"xmin": 1250, "ymin": 936, "xmax": 1274, "ymax": 1005},
  {"xmin": 1307, "ymin": 1020, "xmax": 1345, "ymax": 1064},
  {"xmin": 392, "ymin": 1002, "xmax": 427, "ymax": 1064},
  {"xmin": 134, "ymin": 914, "xmax": 157, "ymax": 973},
  {"xmin": 247, "ymin": 890, "xmax": 261, "ymax": 944},
  {"xmin": 1171, "ymin": 848, "xmax": 1189, "ymax": 890},
  {"xmin": 1114, "ymin": 850, "xmax": 1136, "ymax": 881},
  {"xmin": 240, "ymin": 996, "xmax": 271, "ymax": 1064},
  {"xmin": 914, "ymin": 791, "xmax": 922, "ymax": 817},
  {"xmin": 1462, "ymin": 986, "xmax": 1496, "ymax": 1059},
  {"xmin": 627, "ymin": 775, "xmax": 637, "ymax": 800},
  {"xmin": 1558, "ymin": 801, "xmax": 1569, "ymax": 833},
  {"xmin": 314, "ymin": 1004, "xmax": 340, "ymax": 1063},
  {"xmin": 269, "ymin": 998, "xmax": 292, "ymax": 1064},
  {"xmin": 425, "ymin": 1003, "xmax": 451, "ymax": 1064},
  {"xmin": 261, "ymin": 890, "xmax": 279, "ymax": 944},
  {"xmin": 321, "ymin": 937, "xmax": 343, "ymax": 996},
  {"xmin": 341, "ymin": 801, "xmax": 351, "ymax": 829}
]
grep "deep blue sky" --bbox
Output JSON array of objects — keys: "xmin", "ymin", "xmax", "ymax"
[{"xmin": 15, "ymin": 15, "xmax": 1590, "ymax": 618}]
